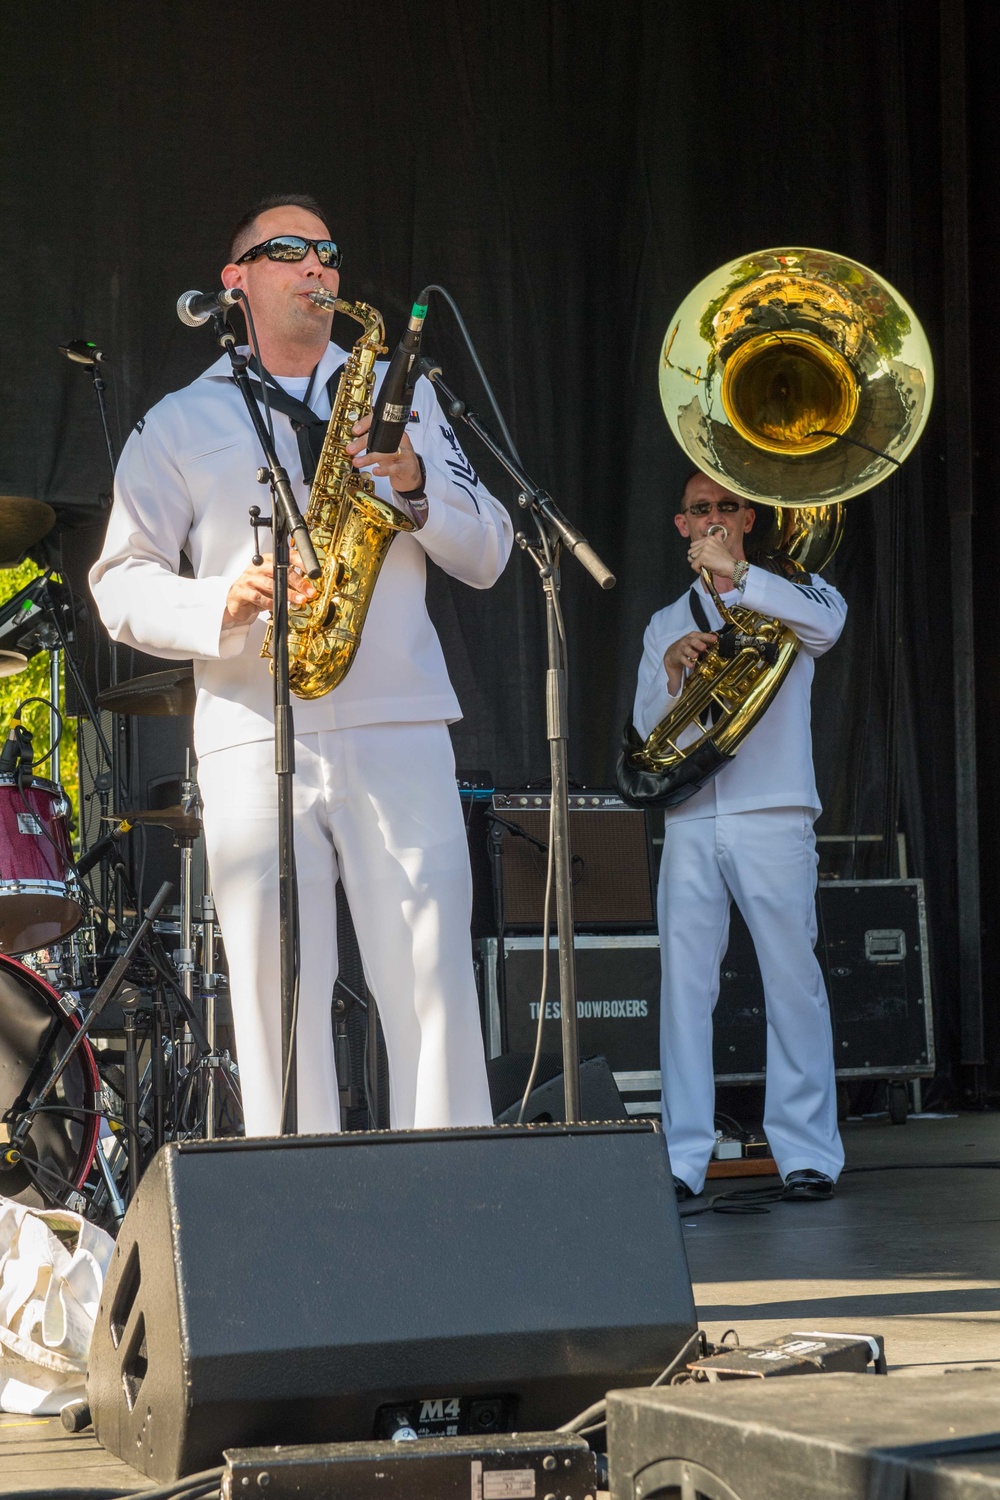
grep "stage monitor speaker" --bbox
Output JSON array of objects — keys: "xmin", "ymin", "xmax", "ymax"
[
  {"xmin": 485, "ymin": 792, "xmax": 655, "ymax": 932},
  {"xmin": 89, "ymin": 1124, "xmax": 695, "ymax": 1482},
  {"xmin": 607, "ymin": 1373, "xmax": 1000, "ymax": 1499},
  {"xmin": 487, "ymin": 1052, "xmax": 631, "ymax": 1124}
]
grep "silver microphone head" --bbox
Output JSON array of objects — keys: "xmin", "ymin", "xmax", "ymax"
[{"xmin": 176, "ymin": 288, "xmax": 243, "ymax": 328}]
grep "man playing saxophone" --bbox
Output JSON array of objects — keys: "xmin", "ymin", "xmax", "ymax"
[
  {"xmin": 633, "ymin": 470, "xmax": 847, "ymax": 1201},
  {"xmin": 91, "ymin": 193, "xmax": 513, "ymax": 1136}
]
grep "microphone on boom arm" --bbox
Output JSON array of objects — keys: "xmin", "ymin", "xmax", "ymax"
[
  {"xmin": 366, "ymin": 291, "xmax": 432, "ymax": 455},
  {"xmin": 58, "ymin": 339, "xmax": 109, "ymax": 366},
  {"xmin": 176, "ymin": 288, "xmax": 244, "ymax": 328}
]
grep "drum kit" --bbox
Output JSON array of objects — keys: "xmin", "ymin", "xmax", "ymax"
[{"xmin": 0, "ymin": 493, "xmax": 239, "ymax": 1227}]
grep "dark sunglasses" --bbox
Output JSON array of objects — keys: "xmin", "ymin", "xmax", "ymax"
[
  {"xmin": 235, "ymin": 235, "xmax": 342, "ymax": 268},
  {"xmin": 684, "ymin": 499, "xmax": 746, "ymax": 517}
]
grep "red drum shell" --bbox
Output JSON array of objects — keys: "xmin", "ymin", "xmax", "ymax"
[
  {"xmin": 0, "ymin": 954, "xmax": 100, "ymax": 1205},
  {"xmin": 0, "ymin": 774, "xmax": 83, "ymax": 955}
]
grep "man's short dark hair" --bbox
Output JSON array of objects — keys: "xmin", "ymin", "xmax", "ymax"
[
  {"xmin": 229, "ymin": 193, "xmax": 331, "ymax": 262},
  {"xmin": 679, "ymin": 469, "xmax": 706, "ymax": 510}
]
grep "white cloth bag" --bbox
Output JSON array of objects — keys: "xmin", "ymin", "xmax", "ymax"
[{"xmin": 0, "ymin": 1196, "xmax": 114, "ymax": 1414}]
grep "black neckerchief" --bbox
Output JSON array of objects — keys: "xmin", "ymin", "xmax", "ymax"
[
  {"xmin": 242, "ymin": 356, "xmax": 345, "ymax": 483},
  {"xmin": 688, "ymin": 584, "xmax": 714, "ymax": 633},
  {"xmin": 688, "ymin": 585, "xmax": 722, "ymax": 727}
]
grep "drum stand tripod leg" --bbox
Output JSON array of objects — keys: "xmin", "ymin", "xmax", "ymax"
[
  {"xmin": 93, "ymin": 1135, "xmax": 127, "ymax": 1225},
  {"xmin": 122, "ymin": 1002, "xmax": 141, "ymax": 1199},
  {"xmin": 201, "ymin": 882, "xmax": 218, "ymax": 1140},
  {"xmin": 151, "ymin": 988, "xmax": 168, "ymax": 1152}
]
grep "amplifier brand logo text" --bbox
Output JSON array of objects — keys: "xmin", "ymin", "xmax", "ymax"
[{"xmin": 528, "ymin": 999, "xmax": 649, "ymax": 1020}]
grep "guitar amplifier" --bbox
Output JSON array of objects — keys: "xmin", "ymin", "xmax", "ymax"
[
  {"xmin": 476, "ymin": 934, "xmax": 661, "ymax": 1112},
  {"xmin": 473, "ymin": 791, "xmax": 656, "ymax": 934}
]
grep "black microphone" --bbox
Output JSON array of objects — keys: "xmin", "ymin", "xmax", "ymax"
[
  {"xmin": 176, "ymin": 288, "xmax": 244, "ymax": 328},
  {"xmin": 0, "ymin": 719, "xmax": 33, "ymax": 776},
  {"xmin": 367, "ymin": 291, "xmax": 431, "ymax": 455},
  {"xmin": 75, "ymin": 819, "xmax": 133, "ymax": 878},
  {"xmin": 59, "ymin": 339, "xmax": 108, "ymax": 366}
]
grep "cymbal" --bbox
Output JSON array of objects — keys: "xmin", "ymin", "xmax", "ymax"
[
  {"xmin": 95, "ymin": 666, "xmax": 195, "ymax": 716},
  {"xmin": 0, "ymin": 650, "xmax": 29, "ymax": 678},
  {"xmin": 0, "ymin": 496, "xmax": 56, "ymax": 566},
  {"xmin": 106, "ymin": 805, "xmax": 202, "ymax": 839}
]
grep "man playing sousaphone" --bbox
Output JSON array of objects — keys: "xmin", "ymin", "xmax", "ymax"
[{"xmin": 632, "ymin": 469, "xmax": 847, "ymax": 1202}]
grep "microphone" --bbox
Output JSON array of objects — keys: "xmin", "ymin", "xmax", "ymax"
[
  {"xmin": 367, "ymin": 292, "xmax": 431, "ymax": 455},
  {"xmin": 75, "ymin": 819, "xmax": 133, "ymax": 878},
  {"xmin": 59, "ymin": 339, "xmax": 108, "ymax": 366},
  {"xmin": 176, "ymin": 288, "xmax": 244, "ymax": 328},
  {"xmin": 0, "ymin": 719, "xmax": 33, "ymax": 777}
]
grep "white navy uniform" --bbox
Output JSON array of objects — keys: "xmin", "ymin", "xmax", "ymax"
[
  {"xmin": 634, "ymin": 565, "xmax": 847, "ymax": 1192},
  {"xmin": 91, "ymin": 341, "xmax": 513, "ymax": 1136}
]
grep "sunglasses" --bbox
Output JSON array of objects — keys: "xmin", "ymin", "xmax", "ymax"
[
  {"xmin": 684, "ymin": 500, "xmax": 746, "ymax": 517},
  {"xmin": 235, "ymin": 235, "xmax": 342, "ymax": 268}
]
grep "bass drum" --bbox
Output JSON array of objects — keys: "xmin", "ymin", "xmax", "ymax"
[{"xmin": 0, "ymin": 956, "xmax": 100, "ymax": 1207}]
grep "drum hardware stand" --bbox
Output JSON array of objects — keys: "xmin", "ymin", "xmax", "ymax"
[
  {"xmin": 121, "ymin": 996, "xmax": 142, "ymax": 1199},
  {"xmin": 199, "ymin": 883, "xmax": 222, "ymax": 1138},
  {"xmin": 91, "ymin": 1132, "xmax": 127, "ymax": 1225},
  {"xmin": 413, "ymin": 356, "xmax": 616, "ymax": 1121},
  {"xmin": 150, "ymin": 982, "xmax": 170, "ymax": 1152},
  {"xmin": 214, "ymin": 306, "xmax": 321, "ymax": 1136}
]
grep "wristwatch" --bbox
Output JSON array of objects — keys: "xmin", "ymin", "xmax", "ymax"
[{"xmin": 732, "ymin": 559, "xmax": 749, "ymax": 592}]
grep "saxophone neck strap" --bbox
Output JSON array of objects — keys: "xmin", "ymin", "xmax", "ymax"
[{"xmin": 242, "ymin": 356, "xmax": 346, "ymax": 483}]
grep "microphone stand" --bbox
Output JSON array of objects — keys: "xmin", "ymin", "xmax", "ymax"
[
  {"xmin": 417, "ymin": 357, "xmax": 615, "ymax": 1122},
  {"xmin": 58, "ymin": 343, "xmax": 130, "ymax": 882},
  {"xmin": 212, "ymin": 312, "xmax": 320, "ymax": 1135}
]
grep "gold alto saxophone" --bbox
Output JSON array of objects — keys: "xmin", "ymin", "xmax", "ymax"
[{"xmin": 261, "ymin": 291, "xmax": 415, "ymax": 699}]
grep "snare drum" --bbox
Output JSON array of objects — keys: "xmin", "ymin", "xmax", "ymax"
[{"xmin": 0, "ymin": 773, "xmax": 83, "ymax": 955}]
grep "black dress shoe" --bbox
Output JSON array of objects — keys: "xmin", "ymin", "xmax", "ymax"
[
  {"xmin": 673, "ymin": 1175, "xmax": 694, "ymax": 1201},
  {"xmin": 782, "ymin": 1169, "xmax": 835, "ymax": 1201}
]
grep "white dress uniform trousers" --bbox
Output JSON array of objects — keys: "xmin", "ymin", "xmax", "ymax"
[
  {"xmin": 198, "ymin": 724, "xmax": 491, "ymax": 1137},
  {"xmin": 657, "ymin": 808, "xmax": 844, "ymax": 1193},
  {"xmin": 634, "ymin": 567, "xmax": 848, "ymax": 1193}
]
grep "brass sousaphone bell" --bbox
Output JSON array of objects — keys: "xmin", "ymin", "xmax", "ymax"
[{"xmin": 618, "ymin": 246, "xmax": 933, "ymax": 808}]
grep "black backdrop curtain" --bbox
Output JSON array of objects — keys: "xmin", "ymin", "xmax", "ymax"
[{"xmin": 0, "ymin": 1, "xmax": 991, "ymax": 1094}]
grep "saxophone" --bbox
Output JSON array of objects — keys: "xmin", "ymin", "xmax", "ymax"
[{"xmin": 261, "ymin": 291, "xmax": 415, "ymax": 699}]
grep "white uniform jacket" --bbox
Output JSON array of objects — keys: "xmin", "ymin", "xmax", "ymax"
[
  {"xmin": 90, "ymin": 343, "xmax": 514, "ymax": 757},
  {"xmin": 633, "ymin": 566, "xmax": 847, "ymax": 822}
]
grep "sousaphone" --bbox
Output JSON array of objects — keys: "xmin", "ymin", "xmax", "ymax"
[{"xmin": 618, "ymin": 246, "xmax": 933, "ymax": 809}]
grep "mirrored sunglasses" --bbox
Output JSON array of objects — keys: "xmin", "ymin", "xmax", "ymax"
[
  {"xmin": 685, "ymin": 500, "xmax": 745, "ymax": 517},
  {"xmin": 236, "ymin": 235, "xmax": 342, "ymax": 268}
]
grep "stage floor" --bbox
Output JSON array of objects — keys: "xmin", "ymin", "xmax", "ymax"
[
  {"xmin": 2, "ymin": 1112, "xmax": 997, "ymax": 1496},
  {"xmin": 686, "ymin": 1110, "xmax": 1000, "ymax": 1372}
]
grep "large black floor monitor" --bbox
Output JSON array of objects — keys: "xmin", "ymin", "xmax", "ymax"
[{"xmin": 89, "ymin": 1122, "xmax": 695, "ymax": 1482}]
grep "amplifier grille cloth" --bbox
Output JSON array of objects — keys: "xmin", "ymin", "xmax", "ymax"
[{"xmin": 499, "ymin": 808, "xmax": 654, "ymax": 927}]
